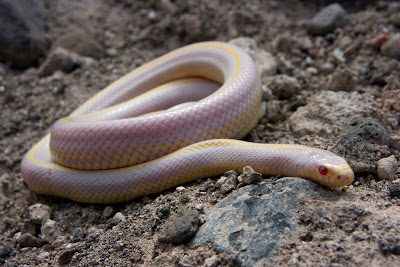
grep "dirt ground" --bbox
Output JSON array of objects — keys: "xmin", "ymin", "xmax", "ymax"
[{"xmin": 1, "ymin": 0, "xmax": 400, "ymax": 266}]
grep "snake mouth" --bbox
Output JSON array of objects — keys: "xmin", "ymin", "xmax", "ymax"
[{"xmin": 336, "ymin": 167, "xmax": 355, "ymax": 186}]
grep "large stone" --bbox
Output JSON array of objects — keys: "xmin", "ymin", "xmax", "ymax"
[
  {"xmin": 288, "ymin": 91, "xmax": 384, "ymax": 138},
  {"xmin": 190, "ymin": 178, "xmax": 320, "ymax": 266},
  {"xmin": 0, "ymin": 0, "xmax": 47, "ymax": 67}
]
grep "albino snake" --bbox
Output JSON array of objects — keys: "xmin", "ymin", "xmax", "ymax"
[{"xmin": 21, "ymin": 42, "xmax": 354, "ymax": 203}]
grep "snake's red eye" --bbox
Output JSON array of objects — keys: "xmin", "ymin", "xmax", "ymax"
[{"xmin": 319, "ymin": 166, "xmax": 329, "ymax": 175}]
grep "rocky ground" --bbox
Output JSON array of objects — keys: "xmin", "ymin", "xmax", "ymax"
[{"xmin": 1, "ymin": 0, "xmax": 400, "ymax": 266}]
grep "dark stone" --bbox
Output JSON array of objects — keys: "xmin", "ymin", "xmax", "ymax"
[
  {"xmin": 0, "ymin": 0, "xmax": 47, "ymax": 67},
  {"xmin": 156, "ymin": 206, "xmax": 170, "ymax": 218},
  {"xmin": 388, "ymin": 183, "xmax": 400, "ymax": 199},
  {"xmin": 72, "ymin": 227, "xmax": 84, "ymax": 242},
  {"xmin": 16, "ymin": 233, "xmax": 45, "ymax": 247},
  {"xmin": 179, "ymin": 194, "xmax": 190, "ymax": 203},
  {"xmin": 0, "ymin": 246, "xmax": 14, "ymax": 258},
  {"xmin": 331, "ymin": 133, "xmax": 391, "ymax": 173},
  {"xmin": 158, "ymin": 209, "xmax": 199, "ymax": 244},
  {"xmin": 190, "ymin": 178, "xmax": 320, "ymax": 266},
  {"xmin": 345, "ymin": 118, "xmax": 389, "ymax": 146},
  {"xmin": 58, "ymin": 248, "xmax": 79, "ymax": 265}
]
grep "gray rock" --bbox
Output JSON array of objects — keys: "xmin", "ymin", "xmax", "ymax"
[
  {"xmin": 38, "ymin": 47, "xmax": 80, "ymax": 77},
  {"xmin": 238, "ymin": 166, "xmax": 262, "ymax": 185},
  {"xmin": 159, "ymin": 209, "xmax": 199, "ymax": 244},
  {"xmin": 103, "ymin": 206, "xmax": 115, "ymax": 218},
  {"xmin": 215, "ymin": 170, "xmax": 238, "ymax": 194},
  {"xmin": 112, "ymin": 212, "xmax": 126, "ymax": 224},
  {"xmin": 266, "ymin": 75, "xmax": 301, "ymax": 99},
  {"xmin": 28, "ymin": 203, "xmax": 51, "ymax": 225},
  {"xmin": 327, "ymin": 66, "xmax": 356, "ymax": 91},
  {"xmin": 331, "ymin": 133, "xmax": 391, "ymax": 173},
  {"xmin": 0, "ymin": 245, "xmax": 14, "ymax": 259},
  {"xmin": 179, "ymin": 193, "xmax": 190, "ymax": 203},
  {"xmin": 190, "ymin": 178, "xmax": 320, "ymax": 266},
  {"xmin": 265, "ymin": 100, "xmax": 287, "ymax": 123},
  {"xmin": 344, "ymin": 117, "xmax": 389, "ymax": 146},
  {"xmin": 381, "ymin": 34, "xmax": 400, "ymax": 60},
  {"xmin": 388, "ymin": 183, "xmax": 400, "ymax": 199},
  {"xmin": 40, "ymin": 219, "xmax": 61, "ymax": 244},
  {"xmin": 51, "ymin": 29, "xmax": 104, "ymax": 59},
  {"xmin": 58, "ymin": 248, "xmax": 79, "ymax": 265},
  {"xmin": 377, "ymin": 156, "xmax": 398, "ymax": 181},
  {"xmin": 21, "ymin": 220, "xmax": 37, "ymax": 236},
  {"xmin": 288, "ymin": 91, "xmax": 385, "ymax": 138},
  {"xmin": 301, "ymin": 3, "xmax": 350, "ymax": 35},
  {"xmin": 16, "ymin": 232, "xmax": 45, "ymax": 247},
  {"xmin": 0, "ymin": 0, "xmax": 47, "ymax": 67},
  {"xmin": 73, "ymin": 227, "xmax": 84, "ymax": 242}
]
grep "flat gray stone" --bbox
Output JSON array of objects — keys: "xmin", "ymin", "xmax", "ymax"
[{"xmin": 190, "ymin": 178, "xmax": 320, "ymax": 266}]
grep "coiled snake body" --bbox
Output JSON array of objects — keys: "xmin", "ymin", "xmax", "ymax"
[{"xmin": 21, "ymin": 42, "xmax": 354, "ymax": 203}]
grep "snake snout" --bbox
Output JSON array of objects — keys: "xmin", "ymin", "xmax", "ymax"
[{"xmin": 335, "ymin": 167, "xmax": 354, "ymax": 186}]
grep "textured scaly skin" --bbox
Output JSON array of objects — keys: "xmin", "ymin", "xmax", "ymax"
[{"xmin": 21, "ymin": 42, "xmax": 354, "ymax": 203}]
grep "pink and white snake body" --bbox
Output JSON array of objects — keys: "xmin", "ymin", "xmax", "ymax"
[{"xmin": 21, "ymin": 42, "xmax": 354, "ymax": 203}]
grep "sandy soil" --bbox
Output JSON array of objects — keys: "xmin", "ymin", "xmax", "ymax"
[{"xmin": 1, "ymin": 0, "xmax": 400, "ymax": 266}]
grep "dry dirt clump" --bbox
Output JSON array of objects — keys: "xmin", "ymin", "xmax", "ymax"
[{"xmin": 1, "ymin": 0, "xmax": 400, "ymax": 266}]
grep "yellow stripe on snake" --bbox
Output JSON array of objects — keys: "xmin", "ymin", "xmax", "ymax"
[{"xmin": 21, "ymin": 42, "xmax": 354, "ymax": 203}]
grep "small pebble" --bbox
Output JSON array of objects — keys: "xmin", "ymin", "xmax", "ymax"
[
  {"xmin": 103, "ymin": 206, "xmax": 115, "ymax": 218},
  {"xmin": 266, "ymin": 75, "xmax": 300, "ymax": 99},
  {"xmin": 37, "ymin": 251, "xmax": 49, "ymax": 260},
  {"xmin": 193, "ymin": 204, "xmax": 204, "ymax": 213},
  {"xmin": 388, "ymin": 183, "xmax": 400, "ymax": 199},
  {"xmin": 301, "ymin": 3, "xmax": 350, "ymax": 35},
  {"xmin": 158, "ymin": 210, "xmax": 199, "ymax": 243},
  {"xmin": 377, "ymin": 155, "xmax": 398, "ymax": 181},
  {"xmin": 367, "ymin": 33, "xmax": 389, "ymax": 48},
  {"xmin": 21, "ymin": 220, "xmax": 37, "ymax": 236},
  {"xmin": 381, "ymin": 34, "xmax": 400, "ymax": 59},
  {"xmin": 156, "ymin": 206, "xmax": 170, "ymax": 218},
  {"xmin": 320, "ymin": 62, "xmax": 335, "ymax": 73},
  {"xmin": 331, "ymin": 48, "xmax": 346, "ymax": 62},
  {"xmin": 51, "ymin": 29, "xmax": 104, "ymax": 59},
  {"xmin": 204, "ymin": 255, "xmax": 220, "ymax": 267},
  {"xmin": 16, "ymin": 233, "xmax": 44, "ymax": 247},
  {"xmin": 72, "ymin": 227, "xmax": 84, "ymax": 242},
  {"xmin": 58, "ymin": 248, "xmax": 79, "ymax": 265},
  {"xmin": 0, "ymin": 246, "xmax": 15, "ymax": 258},
  {"xmin": 41, "ymin": 219, "xmax": 61, "ymax": 244},
  {"xmin": 176, "ymin": 186, "xmax": 186, "ymax": 192},
  {"xmin": 215, "ymin": 171, "xmax": 238, "ymax": 194},
  {"xmin": 28, "ymin": 203, "xmax": 51, "ymax": 225},
  {"xmin": 238, "ymin": 166, "xmax": 262, "ymax": 185},
  {"xmin": 179, "ymin": 193, "xmax": 190, "ymax": 203},
  {"xmin": 112, "ymin": 212, "xmax": 125, "ymax": 224},
  {"xmin": 38, "ymin": 47, "xmax": 80, "ymax": 77},
  {"xmin": 328, "ymin": 66, "xmax": 355, "ymax": 91}
]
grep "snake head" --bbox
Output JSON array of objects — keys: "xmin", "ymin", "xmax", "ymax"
[{"xmin": 300, "ymin": 149, "xmax": 354, "ymax": 187}]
